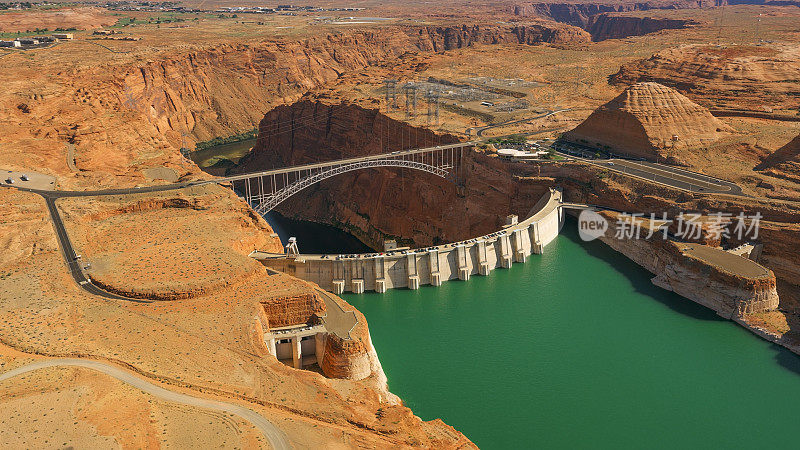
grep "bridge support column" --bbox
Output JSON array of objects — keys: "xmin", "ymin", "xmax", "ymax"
[
  {"xmin": 291, "ymin": 336, "xmax": 302, "ymax": 369},
  {"xmin": 375, "ymin": 279, "xmax": 387, "ymax": 293},
  {"xmin": 408, "ymin": 275, "xmax": 420, "ymax": 290},
  {"xmin": 315, "ymin": 333, "xmax": 326, "ymax": 366},
  {"xmin": 331, "ymin": 280, "xmax": 345, "ymax": 295},
  {"xmin": 351, "ymin": 279, "xmax": 365, "ymax": 294},
  {"xmin": 267, "ymin": 337, "xmax": 277, "ymax": 357},
  {"xmin": 459, "ymin": 268, "xmax": 471, "ymax": 281}
]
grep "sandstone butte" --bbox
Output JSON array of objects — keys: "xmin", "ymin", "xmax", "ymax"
[
  {"xmin": 562, "ymin": 82, "xmax": 730, "ymax": 161},
  {"xmin": 610, "ymin": 43, "xmax": 800, "ymax": 113}
]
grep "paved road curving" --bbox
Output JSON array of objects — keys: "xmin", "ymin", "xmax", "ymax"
[{"xmin": 0, "ymin": 359, "xmax": 291, "ymax": 450}]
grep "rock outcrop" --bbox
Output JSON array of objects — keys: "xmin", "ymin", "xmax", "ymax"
[
  {"xmin": 610, "ymin": 44, "xmax": 800, "ymax": 113},
  {"xmin": 596, "ymin": 211, "xmax": 780, "ymax": 318},
  {"xmin": 562, "ymin": 82, "xmax": 729, "ymax": 161},
  {"xmin": 757, "ymin": 134, "xmax": 800, "ymax": 184}
]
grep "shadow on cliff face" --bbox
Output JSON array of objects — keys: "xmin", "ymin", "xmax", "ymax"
[{"xmin": 561, "ymin": 216, "xmax": 725, "ymax": 322}]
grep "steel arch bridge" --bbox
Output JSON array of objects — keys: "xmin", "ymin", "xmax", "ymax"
[{"xmin": 219, "ymin": 143, "xmax": 471, "ymax": 215}]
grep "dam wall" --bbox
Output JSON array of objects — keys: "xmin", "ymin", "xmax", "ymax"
[{"xmin": 256, "ymin": 189, "xmax": 564, "ymax": 294}]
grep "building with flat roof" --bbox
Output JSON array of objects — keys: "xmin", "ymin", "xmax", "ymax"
[
  {"xmin": 0, "ymin": 40, "xmax": 21, "ymax": 48},
  {"xmin": 52, "ymin": 33, "xmax": 74, "ymax": 40}
]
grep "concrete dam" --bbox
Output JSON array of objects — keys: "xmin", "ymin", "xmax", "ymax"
[{"xmin": 253, "ymin": 188, "xmax": 565, "ymax": 294}]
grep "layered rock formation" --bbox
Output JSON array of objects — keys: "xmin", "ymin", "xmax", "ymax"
[
  {"xmin": 757, "ymin": 134, "xmax": 800, "ymax": 184},
  {"xmin": 596, "ymin": 212, "xmax": 780, "ymax": 318},
  {"xmin": 562, "ymin": 82, "xmax": 729, "ymax": 161},
  {"xmin": 610, "ymin": 44, "xmax": 800, "ymax": 113}
]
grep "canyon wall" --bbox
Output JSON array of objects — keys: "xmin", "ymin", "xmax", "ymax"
[
  {"xmin": 585, "ymin": 13, "xmax": 696, "ymax": 40},
  {"xmin": 238, "ymin": 99, "xmax": 800, "ymax": 291},
  {"xmin": 512, "ymin": 1, "xmax": 716, "ymax": 28},
  {"xmin": 236, "ymin": 100, "xmax": 551, "ymax": 249},
  {"xmin": 2, "ymin": 22, "xmax": 588, "ymax": 189},
  {"xmin": 757, "ymin": 134, "xmax": 800, "ymax": 184},
  {"xmin": 513, "ymin": 0, "xmax": 800, "ymax": 28},
  {"xmin": 95, "ymin": 23, "xmax": 589, "ymax": 148}
]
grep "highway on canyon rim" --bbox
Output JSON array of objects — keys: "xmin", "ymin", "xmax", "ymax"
[
  {"xmin": 0, "ymin": 359, "xmax": 291, "ymax": 450},
  {"xmin": 1, "ymin": 142, "xmax": 744, "ymax": 302}
]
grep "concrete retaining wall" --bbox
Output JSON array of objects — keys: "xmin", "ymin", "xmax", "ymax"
[{"xmin": 258, "ymin": 188, "xmax": 564, "ymax": 294}]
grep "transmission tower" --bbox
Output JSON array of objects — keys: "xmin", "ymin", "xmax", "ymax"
[
  {"xmin": 384, "ymin": 79, "xmax": 398, "ymax": 112},
  {"xmin": 403, "ymin": 83, "xmax": 418, "ymax": 119},
  {"xmin": 383, "ymin": 78, "xmax": 397, "ymax": 112},
  {"xmin": 426, "ymin": 89, "xmax": 440, "ymax": 126}
]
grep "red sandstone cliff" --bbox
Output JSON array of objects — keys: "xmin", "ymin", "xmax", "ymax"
[
  {"xmin": 10, "ymin": 23, "xmax": 586, "ymax": 189},
  {"xmin": 236, "ymin": 98, "xmax": 800, "ymax": 291},
  {"xmin": 595, "ymin": 211, "xmax": 780, "ymax": 318}
]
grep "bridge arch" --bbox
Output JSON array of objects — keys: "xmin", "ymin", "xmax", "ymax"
[{"xmin": 225, "ymin": 145, "xmax": 468, "ymax": 215}]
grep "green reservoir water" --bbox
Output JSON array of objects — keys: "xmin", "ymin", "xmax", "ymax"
[
  {"xmin": 191, "ymin": 138, "xmax": 257, "ymax": 171},
  {"xmin": 343, "ymin": 221, "xmax": 800, "ymax": 449}
]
